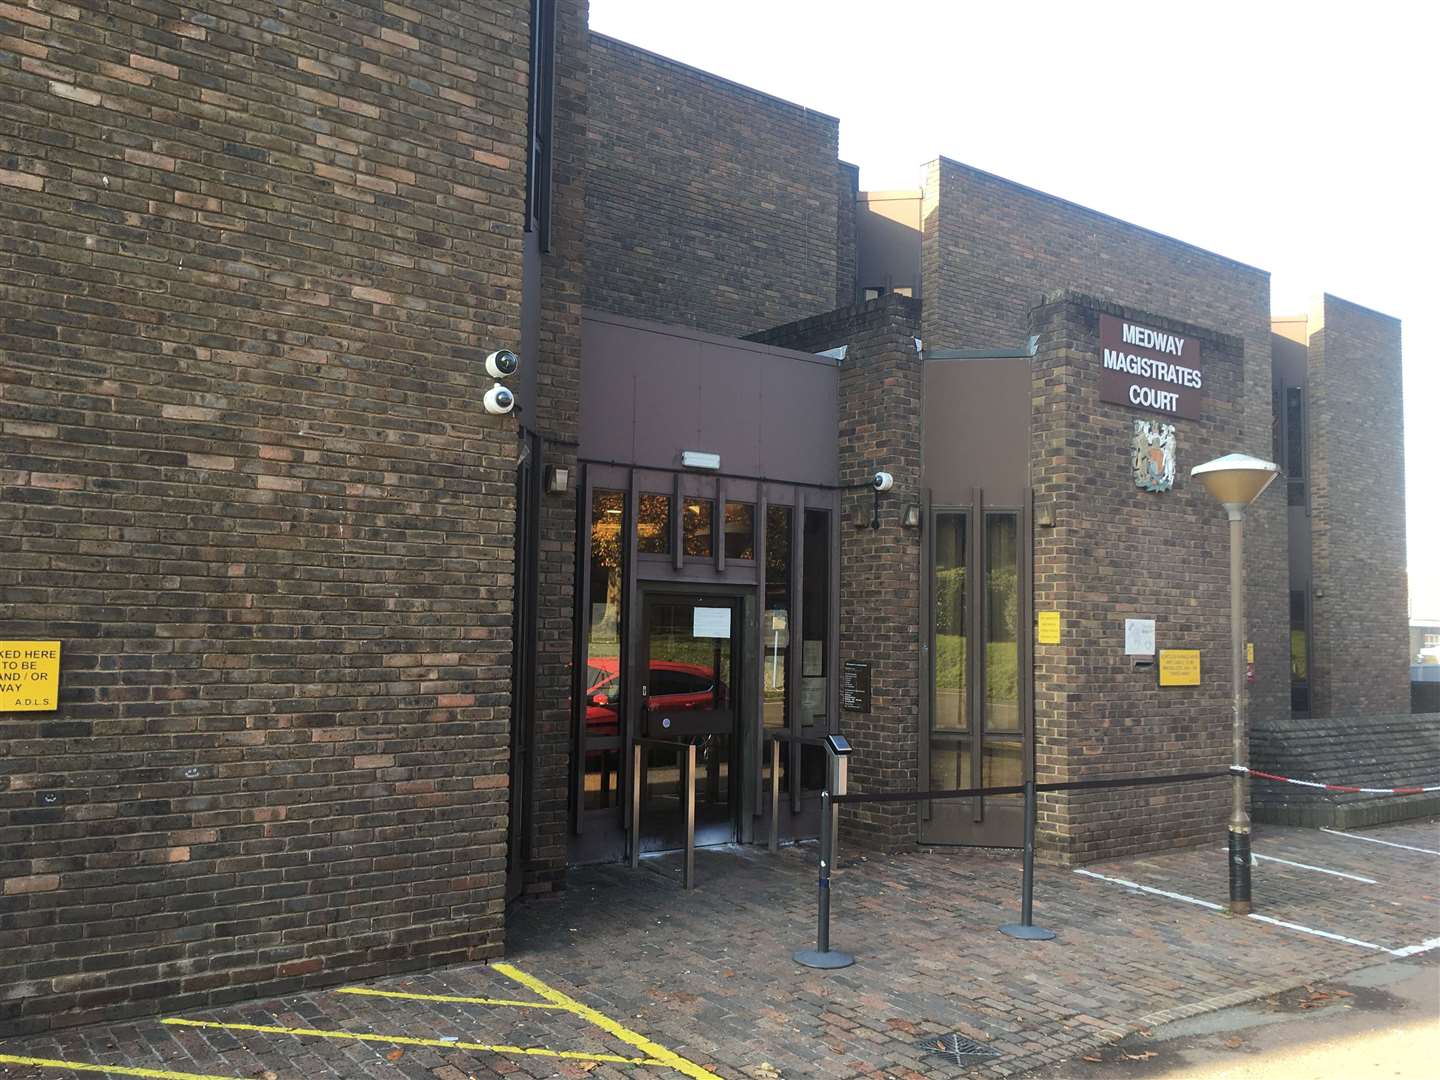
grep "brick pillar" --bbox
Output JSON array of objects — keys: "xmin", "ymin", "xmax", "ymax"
[{"xmin": 523, "ymin": 0, "xmax": 588, "ymax": 896}]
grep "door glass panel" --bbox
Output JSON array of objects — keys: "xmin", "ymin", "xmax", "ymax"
[
  {"xmin": 683, "ymin": 498, "xmax": 713, "ymax": 557},
  {"xmin": 930, "ymin": 738, "xmax": 972, "ymax": 791},
  {"xmin": 763, "ymin": 505, "xmax": 791, "ymax": 729},
  {"xmin": 724, "ymin": 501, "xmax": 755, "ymax": 561},
  {"xmin": 932, "ymin": 512, "xmax": 968, "ymax": 731},
  {"xmin": 637, "ymin": 493, "xmax": 671, "ymax": 554},
  {"xmin": 646, "ymin": 600, "xmax": 727, "ymax": 715},
  {"xmin": 982, "ymin": 737, "xmax": 1022, "ymax": 799},
  {"xmin": 639, "ymin": 596, "xmax": 739, "ymax": 850},
  {"xmin": 582, "ymin": 749, "xmax": 622, "ymax": 810},
  {"xmin": 585, "ymin": 490, "xmax": 624, "ymax": 745},
  {"xmin": 984, "ymin": 512, "xmax": 1020, "ymax": 732},
  {"xmin": 800, "ymin": 508, "xmax": 830, "ymax": 727}
]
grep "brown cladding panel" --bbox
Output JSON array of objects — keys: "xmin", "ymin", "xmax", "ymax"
[
  {"xmin": 922, "ymin": 357, "xmax": 1031, "ymax": 505},
  {"xmin": 580, "ymin": 314, "xmax": 838, "ymax": 487}
]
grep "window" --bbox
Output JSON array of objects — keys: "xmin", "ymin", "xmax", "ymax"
[
  {"xmin": 724, "ymin": 502, "xmax": 755, "ymax": 561},
  {"xmin": 800, "ymin": 508, "xmax": 830, "ymax": 726},
  {"xmin": 763, "ymin": 505, "xmax": 792, "ymax": 729},
  {"xmin": 682, "ymin": 498, "xmax": 713, "ymax": 557},
  {"xmin": 585, "ymin": 490, "xmax": 625, "ymax": 746},
  {"xmin": 984, "ymin": 513, "xmax": 1020, "ymax": 732},
  {"xmin": 891, "ymin": 286, "xmax": 913, "ymax": 298},
  {"xmin": 637, "ymin": 493, "xmax": 671, "ymax": 554},
  {"xmin": 932, "ymin": 512, "xmax": 968, "ymax": 731},
  {"xmin": 863, "ymin": 287, "xmax": 884, "ymax": 302}
]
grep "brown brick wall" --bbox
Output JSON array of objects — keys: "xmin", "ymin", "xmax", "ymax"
[
  {"xmin": 919, "ymin": 158, "xmax": 1289, "ymax": 740},
  {"xmin": 0, "ymin": 0, "xmax": 531, "ymax": 1033},
  {"xmin": 523, "ymin": 0, "xmax": 587, "ymax": 896},
  {"xmin": 750, "ymin": 296, "xmax": 924, "ymax": 850},
  {"xmin": 1306, "ymin": 295, "xmax": 1410, "ymax": 717},
  {"xmin": 1029, "ymin": 293, "xmax": 1244, "ymax": 862},
  {"xmin": 586, "ymin": 34, "xmax": 843, "ymax": 337}
]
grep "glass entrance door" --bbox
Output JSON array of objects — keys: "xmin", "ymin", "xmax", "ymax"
[
  {"xmin": 921, "ymin": 504, "xmax": 1028, "ymax": 846},
  {"xmin": 635, "ymin": 592, "xmax": 741, "ymax": 852}
]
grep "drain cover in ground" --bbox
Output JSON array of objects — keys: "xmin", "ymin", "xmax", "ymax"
[{"xmin": 915, "ymin": 1033, "xmax": 1001, "ymax": 1065}]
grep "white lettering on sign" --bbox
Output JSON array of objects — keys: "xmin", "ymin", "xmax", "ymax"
[
  {"xmin": 1102, "ymin": 348, "xmax": 1203, "ymax": 389},
  {"xmin": 1129, "ymin": 383, "xmax": 1178, "ymax": 411},
  {"xmin": 1122, "ymin": 322, "xmax": 1186, "ymax": 356}
]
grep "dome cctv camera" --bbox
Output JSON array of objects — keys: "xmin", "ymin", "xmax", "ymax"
[
  {"xmin": 485, "ymin": 349, "xmax": 519, "ymax": 379},
  {"xmin": 483, "ymin": 383, "xmax": 515, "ymax": 416},
  {"xmin": 873, "ymin": 471, "xmax": 894, "ymax": 492}
]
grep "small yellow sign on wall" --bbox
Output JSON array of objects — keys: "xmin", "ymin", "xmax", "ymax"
[
  {"xmin": 0, "ymin": 641, "xmax": 61, "ymax": 712},
  {"xmin": 1037, "ymin": 611, "xmax": 1061, "ymax": 645},
  {"xmin": 1158, "ymin": 648, "xmax": 1201, "ymax": 687}
]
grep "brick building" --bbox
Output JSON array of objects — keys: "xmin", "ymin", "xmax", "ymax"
[{"xmin": 0, "ymin": 4, "xmax": 1410, "ymax": 1033}]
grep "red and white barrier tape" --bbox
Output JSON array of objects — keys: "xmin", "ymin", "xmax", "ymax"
[{"xmin": 1230, "ymin": 764, "xmax": 1440, "ymax": 796}]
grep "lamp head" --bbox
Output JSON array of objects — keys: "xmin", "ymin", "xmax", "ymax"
[{"xmin": 1190, "ymin": 453, "xmax": 1279, "ymax": 514}]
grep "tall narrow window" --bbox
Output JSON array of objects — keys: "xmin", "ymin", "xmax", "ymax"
[
  {"xmin": 763, "ymin": 505, "xmax": 792, "ymax": 729},
  {"xmin": 800, "ymin": 508, "xmax": 830, "ymax": 727},
  {"xmin": 984, "ymin": 513, "xmax": 1020, "ymax": 733},
  {"xmin": 683, "ymin": 497, "xmax": 713, "ymax": 557},
  {"xmin": 724, "ymin": 502, "xmax": 755, "ymax": 561},
  {"xmin": 637, "ymin": 493, "xmax": 671, "ymax": 554},
  {"xmin": 584, "ymin": 491, "xmax": 625, "ymax": 808},
  {"xmin": 932, "ymin": 513, "xmax": 968, "ymax": 731}
]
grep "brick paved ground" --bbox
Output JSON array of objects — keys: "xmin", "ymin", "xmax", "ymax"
[{"xmin": 2, "ymin": 820, "xmax": 1436, "ymax": 1080}]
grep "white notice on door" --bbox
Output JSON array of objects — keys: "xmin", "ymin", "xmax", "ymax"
[
  {"xmin": 1125, "ymin": 618, "xmax": 1156, "ymax": 656},
  {"xmin": 693, "ymin": 606, "xmax": 731, "ymax": 639}
]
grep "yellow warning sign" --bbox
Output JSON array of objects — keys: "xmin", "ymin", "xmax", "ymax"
[
  {"xmin": 0, "ymin": 641, "xmax": 60, "ymax": 712},
  {"xmin": 1158, "ymin": 648, "xmax": 1201, "ymax": 687},
  {"xmin": 1246, "ymin": 642, "xmax": 1255, "ymax": 663},
  {"xmin": 1036, "ymin": 611, "xmax": 1061, "ymax": 645}
]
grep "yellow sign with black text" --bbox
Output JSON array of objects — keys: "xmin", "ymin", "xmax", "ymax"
[
  {"xmin": 1037, "ymin": 611, "xmax": 1061, "ymax": 645},
  {"xmin": 0, "ymin": 641, "xmax": 60, "ymax": 712},
  {"xmin": 1158, "ymin": 648, "xmax": 1201, "ymax": 687}
]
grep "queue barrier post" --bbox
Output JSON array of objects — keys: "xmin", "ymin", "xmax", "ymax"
[
  {"xmin": 999, "ymin": 777, "xmax": 1056, "ymax": 940},
  {"xmin": 793, "ymin": 790, "xmax": 854, "ymax": 969}
]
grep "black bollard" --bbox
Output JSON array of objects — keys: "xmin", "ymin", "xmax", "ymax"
[
  {"xmin": 794, "ymin": 790, "xmax": 855, "ymax": 968},
  {"xmin": 1000, "ymin": 778, "xmax": 1056, "ymax": 940}
]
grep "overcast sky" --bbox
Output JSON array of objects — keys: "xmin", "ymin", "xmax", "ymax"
[{"xmin": 590, "ymin": 0, "xmax": 1438, "ymax": 618}]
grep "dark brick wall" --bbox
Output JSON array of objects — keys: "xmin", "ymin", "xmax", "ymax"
[
  {"xmin": 523, "ymin": 0, "xmax": 586, "ymax": 896},
  {"xmin": 586, "ymin": 34, "xmax": 843, "ymax": 337},
  {"xmin": 749, "ymin": 296, "xmax": 923, "ymax": 850},
  {"xmin": 1029, "ymin": 293, "xmax": 1244, "ymax": 863},
  {"xmin": 0, "ymin": 0, "xmax": 532, "ymax": 1033},
  {"xmin": 1251, "ymin": 712, "xmax": 1440, "ymax": 828},
  {"xmin": 919, "ymin": 158, "xmax": 1290, "ymax": 744},
  {"xmin": 1306, "ymin": 295, "xmax": 1410, "ymax": 717}
]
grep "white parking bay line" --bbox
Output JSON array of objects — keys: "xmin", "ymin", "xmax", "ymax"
[
  {"xmin": 1228, "ymin": 850, "xmax": 1378, "ymax": 884},
  {"xmin": 1391, "ymin": 936, "xmax": 1440, "ymax": 958},
  {"xmin": 1074, "ymin": 868, "xmax": 1395, "ymax": 954},
  {"xmin": 1320, "ymin": 828, "xmax": 1440, "ymax": 856},
  {"xmin": 1073, "ymin": 868, "xmax": 1223, "ymax": 910}
]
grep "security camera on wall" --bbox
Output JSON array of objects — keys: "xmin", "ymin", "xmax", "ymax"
[
  {"xmin": 483, "ymin": 383, "xmax": 515, "ymax": 415},
  {"xmin": 873, "ymin": 471, "xmax": 894, "ymax": 492},
  {"xmin": 485, "ymin": 349, "xmax": 519, "ymax": 379}
]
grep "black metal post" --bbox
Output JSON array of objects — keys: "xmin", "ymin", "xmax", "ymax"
[
  {"xmin": 999, "ymin": 778, "xmax": 1056, "ymax": 940},
  {"xmin": 794, "ymin": 791, "xmax": 854, "ymax": 969}
]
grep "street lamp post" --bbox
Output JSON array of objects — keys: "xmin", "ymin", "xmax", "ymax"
[{"xmin": 1191, "ymin": 453, "xmax": 1278, "ymax": 916}]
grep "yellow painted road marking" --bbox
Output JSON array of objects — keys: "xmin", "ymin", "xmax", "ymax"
[
  {"xmin": 0, "ymin": 1054, "xmax": 241, "ymax": 1080},
  {"xmin": 336, "ymin": 986, "xmax": 565, "ymax": 1010},
  {"xmin": 159, "ymin": 1017, "xmax": 666, "ymax": 1067},
  {"xmin": 494, "ymin": 963, "xmax": 723, "ymax": 1080}
]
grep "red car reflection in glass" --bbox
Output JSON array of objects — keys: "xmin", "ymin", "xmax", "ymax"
[{"xmin": 585, "ymin": 658, "xmax": 723, "ymax": 736}]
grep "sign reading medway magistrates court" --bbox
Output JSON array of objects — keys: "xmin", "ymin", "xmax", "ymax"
[{"xmin": 1099, "ymin": 313, "xmax": 1203, "ymax": 420}]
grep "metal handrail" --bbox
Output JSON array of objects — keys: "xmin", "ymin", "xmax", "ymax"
[
  {"xmin": 765, "ymin": 732, "xmax": 847, "ymax": 859},
  {"xmin": 629, "ymin": 736, "xmax": 699, "ymax": 889}
]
